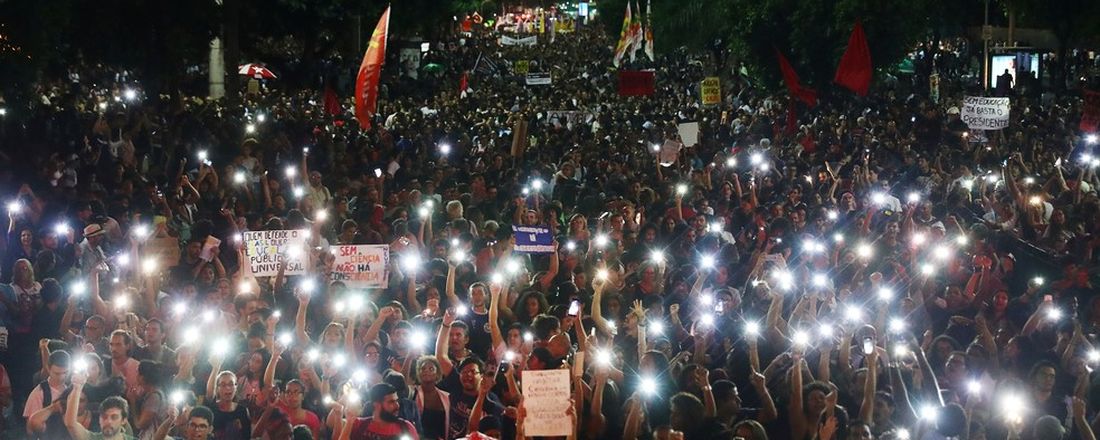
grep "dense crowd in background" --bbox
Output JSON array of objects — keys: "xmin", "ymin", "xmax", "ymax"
[{"xmin": 1, "ymin": 12, "xmax": 1100, "ymax": 440}]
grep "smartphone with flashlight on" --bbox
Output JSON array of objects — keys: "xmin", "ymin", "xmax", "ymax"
[
  {"xmin": 568, "ymin": 299, "xmax": 581, "ymax": 317},
  {"xmin": 714, "ymin": 301, "xmax": 724, "ymax": 314},
  {"xmin": 862, "ymin": 337, "xmax": 875, "ymax": 355}
]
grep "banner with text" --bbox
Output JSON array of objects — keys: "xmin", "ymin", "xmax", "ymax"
[
  {"xmin": 521, "ymin": 369, "xmax": 572, "ymax": 436},
  {"xmin": 701, "ymin": 77, "xmax": 721, "ymax": 105},
  {"xmin": 500, "ymin": 35, "xmax": 537, "ymax": 46},
  {"xmin": 525, "ymin": 72, "xmax": 552, "ymax": 86},
  {"xmin": 331, "ymin": 245, "xmax": 390, "ymax": 288},
  {"xmin": 961, "ymin": 96, "xmax": 1010, "ymax": 130},
  {"xmin": 512, "ymin": 225, "xmax": 554, "ymax": 253},
  {"xmin": 243, "ymin": 229, "xmax": 310, "ymax": 276}
]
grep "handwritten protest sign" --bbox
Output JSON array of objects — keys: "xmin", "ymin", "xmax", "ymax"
[
  {"xmin": 330, "ymin": 245, "xmax": 390, "ymax": 288},
  {"xmin": 521, "ymin": 369, "xmax": 572, "ymax": 436},
  {"xmin": 243, "ymin": 229, "xmax": 309, "ymax": 276},
  {"xmin": 961, "ymin": 96, "xmax": 1010, "ymax": 130},
  {"xmin": 701, "ymin": 77, "xmax": 721, "ymax": 105},
  {"xmin": 659, "ymin": 140, "xmax": 681, "ymax": 166},
  {"xmin": 512, "ymin": 226, "xmax": 554, "ymax": 253}
]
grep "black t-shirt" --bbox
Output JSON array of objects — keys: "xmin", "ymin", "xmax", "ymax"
[
  {"xmin": 212, "ymin": 403, "xmax": 251, "ymax": 440},
  {"xmin": 461, "ymin": 310, "xmax": 492, "ymax": 360}
]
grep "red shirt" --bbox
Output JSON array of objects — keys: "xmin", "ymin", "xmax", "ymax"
[
  {"xmin": 277, "ymin": 404, "xmax": 322, "ymax": 439},
  {"xmin": 349, "ymin": 417, "xmax": 418, "ymax": 440}
]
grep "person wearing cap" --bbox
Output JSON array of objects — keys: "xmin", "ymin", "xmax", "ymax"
[{"xmin": 76, "ymin": 223, "xmax": 108, "ymax": 275}]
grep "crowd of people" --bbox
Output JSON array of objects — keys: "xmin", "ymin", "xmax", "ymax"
[{"xmin": 0, "ymin": 10, "xmax": 1099, "ymax": 440}]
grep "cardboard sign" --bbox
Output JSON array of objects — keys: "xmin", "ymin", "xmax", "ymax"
[
  {"xmin": 701, "ymin": 77, "xmax": 721, "ymax": 105},
  {"xmin": 512, "ymin": 226, "xmax": 554, "ymax": 253},
  {"xmin": 525, "ymin": 72, "xmax": 552, "ymax": 86},
  {"xmin": 513, "ymin": 60, "xmax": 530, "ymax": 75},
  {"xmin": 961, "ymin": 96, "xmax": 1010, "ymax": 130},
  {"xmin": 145, "ymin": 236, "xmax": 180, "ymax": 268},
  {"xmin": 243, "ymin": 229, "xmax": 310, "ymax": 276},
  {"xmin": 521, "ymin": 369, "xmax": 572, "ymax": 436},
  {"xmin": 330, "ymin": 245, "xmax": 390, "ymax": 288},
  {"xmin": 659, "ymin": 140, "xmax": 681, "ymax": 166},
  {"xmin": 678, "ymin": 122, "xmax": 700, "ymax": 147}
]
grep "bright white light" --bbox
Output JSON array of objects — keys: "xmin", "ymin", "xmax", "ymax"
[
  {"xmin": 802, "ymin": 239, "xmax": 825, "ymax": 254},
  {"xmin": 651, "ymin": 143, "xmax": 660, "ymax": 152},
  {"xmin": 640, "ymin": 377, "xmax": 658, "ymax": 396},
  {"xmin": 594, "ymin": 234, "xmax": 609, "ymax": 248},
  {"xmin": 173, "ymin": 302, "xmax": 188, "ymax": 315},
  {"xmin": 505, "ymin": 259, "xmax": 522, "ymax": 275},
  {"xmin": 245, "ymin": 124, "xmax": 256, "ymax": 134},
  {"xmin": 920, "ymin": 263, "xmax": 935, "ymax": 276},
  {"xmin": 818, "ymin": 323, "xmax": 834, "ymax": 338},
  {"xmin": 55, "ymin": 223, "xmax": 70, "ymax": 235},
  {"xmin": 650, "ymin": 250, "xmax": 666, "ymax": 264},
  {"xmin": 888, "ymin": 317, "xmax": 907, "ymax": 334},
  {"xmin": 322, "ymin": 395, "xmax": 334, "ymax": 405},
  {"xmin": 856, "ymin": 243, "xmax": 873, "ymax": 259},
  {"xmin": 455, "ymin": 304, "xmax": 469, "ymax": 316},
  {"xmin": 759, "ymin": 163, "xmax": 770, "ymax": 171},
  {"xmin": 827, "ymin": 210, "xmax": 838, "ymax": 221},
  {"xmin": 181, "ymin": 326, "xmax": 199, "ymax": 345},
  {"xmin": 649, "ymin": 321, "xmax": 664, "ymax": 335},
  {"xmin": 812, "ymin": 273, "xmax": 828, "ymax": 288},
  {"xmin": 907, "ymin": 192, "xmax": 921, "ymax": 203},
  {"xmin": 71, "ymin": 281, "xmax": 87, "ymax": 296},
  {"xmin": 114, "ymin": 253, "xmax": 131, "ymax": 267},
  {"xmin": 73, "ymin": 357, "xmax": 88, "ymax": 372},
  {"xmin": 700, "ymin": 254, "xmax": 717, "ymax": 269},
  {"xmin": 293, "ymin": 186, "xmax": 305, "ymax": 199},
  {"xmin": 920, "ymin": 404, "xmax": 939, "ymax": 422},
  {"xmin": 450, "ymin": 249, "xmax": 467, "ymax": 263},
  {"xmin": 272, "ymin": 310, "xmax": 281, "ymax": 319},
  {"xmin": 352, "ymin": 369, "xmax": 368, "ymax": 383},
  {"xmin": 1047, "ymin": 307, "xmax": 1063, "ymax": 321},
  {"xmin": 332, "ymin": 353, "xmax": 347, "ymax": 368},
  {"xmin": 955, "ymin": 235, "xmax": 969, "ymax": 246},
  {"xmin": 894, "ymin": 343, "xmax": 909, "ymax": 357},
  {"xmin": 332, "ymin": 300, "xmax": 346, "ymax": 314},
  {"xmin": 596, "ymin": 350, "xmax": 613, "ymax": 365},
  {"xmin": 531, "ymin": 179, "xmax": 544, "ymax": 191},
  {"xmin": 306, "ymin": 348, "xmax": 320, "ymax": 362},
  {"xmin": 772, "ymin": 270, "xmax": 794, "ymax": 290},
  {"xmin": 750, "ymin": 152, "xmax": 763, "ymax": 166},
  {"xmin": 709, "ymin": 222, "xmax": 724, "ymax": 233},
  {"xmin": 897, "ymin": 429, "xmax": 911, "ymax": 440},
  {"xmin": 5, "ymin": 201, "xmax": 19, "ymax": 214},
  {"xmin": 285, "ymin": 166, "xmax": 297, "ymax": 178},
  {"xmin": 792, "ymin": 330, "xmax": 810, "ymax": 347},
  {"xmin": 911, "ymin": 232, "xmax": 927, "ymax": 246},
  {"xmin": 490, "ymin": 272, "xmax": 503, "ymax": 284},
  {"xmin": 871, "ymin": 192, "xmax": 887, "ymax": 205},
  {"xmin": 132, "ymin": 224, "xmax": 149, "ymax": 239},
  {"xmin": 523, "ymin": 332, "xmax": 534, "ymax": 343},
  {"xmin": 833, "ymin": 233, "xmax": 844, "ymax": 243},
  {"xmin": 961, "ymin": 179, "xmax": 974, "ymax": 190},
  {"xmin": 299, "ymin": 278, "xmax": 316, "ymax": 293},
  {"xmin": 1001, "ymin": 393, "xmax": 1026, "ymax": 423},
  {"xmin": 504, "ymin": 350, "xmax": 516, "ymax": 362},
  {"xmin": 197, "ymin": 150, "xmax": 208, "ymax": 161},
  {"xmin": 98, "ymin": 102, "xmax": 107, "ymax": 110},
  {"xmin": 699, "ymin": 314, "xmax": 715, "ymax": 327},
  {"xmin": 931, "ymin": 245, "xmax": 951, "ymax": 261},
  {"xmin": 744, "ymin": 321, "xmax": 761, "ymax": 336},
  {"xmin": 967, "ymin": 380, "xmax": 982, "ymax": 394},
  {"xmin": 1033, "ymin": 276, "xmax": 1045, "ymax": 286},
  {"xmin": 1029, "ymin": 195, "xmax": 1042, "ymax": 206},
  {"xmin": 170, "ymin": 390, "xmax": 185, "ymax": 405},
  {"xmin": 256, "ymin": 113, "xmax": 266, "ymax": 123},
  {"xmin": 211, "ymin": 338, "xmax": 230, "ymax": 356},
  {"xmin": 123, "ymin": 89, "xmax": 137, "ymax": 101},
  {"xmin": 845, "ymin": 305, "xmax": 864, "ymax": 323},
  {"xmin": 565, "ymin": 241, "xmax": 577, "ymax": 251},
  {"xmin": 347, "ymin": 295, "xmax": 364, "ymax": 312},
  {"xmin": 141, "ymin": 258, "xmax": 158, "ymax": 275},
  {"xmin": 877, "ymin": 288, "xmax": 894, "ymax": 302},
  {"xmin": 1087, "ymin": 134, "xmax": 1098, "ymax": 145},
  {"xmin": 1023, "ymin": 176, "xmax": 1035, "ymax": 185},
  {"xmin": 201, "ymin": 310, "xmax": 216, "ymax": 323},
  {"xmin": 675, "ymin": 184, "xmax": 688, "ymax": 196},
  {"xmin": 439, "ymin": 143, "xmax": 452, "ymax": 155},
  {"xmin": 596, "ymin": 268, "xmax": 609, "ymax": 281},
  {"xmin": 278, "ymin": 332, "xmax": 293, "ymax": 346},
  {"xmin": 114, "ymin": 295, "xmax": 130, "ymax": 310},
  {"xmin": 234, "ymin": 171, "xmax": 246, "ymax": 184},
  {"xmin": 699, "ymin": 294, "xmax": 714, "ymax": 306},
  {"xmin": 346, "ymin": 390, "xmax": 360, "ymax": 405},
  {"xmin": 725, "ymin": 157, "xmax": 737, "ymax": 168},
  {"xmin": 410, "ymin": 330, "xmax": 429, "ymax": 349}
]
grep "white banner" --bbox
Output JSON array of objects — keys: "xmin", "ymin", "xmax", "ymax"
[
  {"xmin": 525, "ymin": 72, "xmax": 552, "ymax": 86},
  {"xmin": 243, "ymin": 230, "xmax": 310, "ymax": 276},
  {"xmin": 500, "ymin": 35, "xmax": 537, "ymax": 46},
  {"xmin": 330, "ymin": 245, "xmax": 390, "ymax": 288},
  {"xmin": 961, "ymin": 96, "xmax": 1010, "ymax": 130},
  {"xmin": 678, "ymin": 122, "xmax": 700, "ymax": 147},
  {"xmin": 521, "ymin": 369, "xmax": 572, "ymax": 436}
]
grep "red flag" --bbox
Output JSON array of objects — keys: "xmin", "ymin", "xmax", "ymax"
[
  {"xmin": 618, "ymin": 70, "xmax": 655, "ymax": 96},
  {"xmin": 323, "ymin": 84, "xmax": 341, "ymax": 116},
  {"xmin": 355, "ymin": 6, "xmax": 390, "ymax": 130},
  {"xmin": 1081, "ymin": 89, "xmax": 1100, "ymax": 132},
  {"xmin": 834, "ymin": 21, "xmax": 872, "ymax": 96},
  {"xmin": 784, "ymin": 104, "xmax": 798, "ymax": 136},
  {"xmin": 459, "ymin": 71, "xmax": 469, "ymax": 93},
  {"xmin": 776, "ymin": 49, "xmax": 817, "ymax": 107}
]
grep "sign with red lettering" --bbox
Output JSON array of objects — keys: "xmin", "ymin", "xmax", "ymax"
[{"xmin": 330, "ymin": 245, "xmax": 390, "ymax": 288}]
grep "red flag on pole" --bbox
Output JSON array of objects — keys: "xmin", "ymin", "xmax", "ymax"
[
  {"xmin": 775, "ymin": 49, "xmax": 817, "ymax": 107},
  {"xmin": 355, "ymin": 6, "xmax": 390, "ymax": 130},
  {"xmin": 323, "ymin": 84, "xmax": 341, "ymax": 116},
  {"xmin": 459, "ymin": 71, "xmax": 469, "ymax": 98},
  {"xmin": 834, "ymin": 21, "xmax": 872, "ymax": 96}
]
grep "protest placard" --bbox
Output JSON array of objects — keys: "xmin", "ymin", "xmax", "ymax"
[
  {"xmin": 243, "ymin": 229, "xmax": 310, "ymax": 276},
  {"xmin": 513, "ymin": 60, "xmax": 530, "ymax": 75},
  {"xmin": 512, "ymin": 226, "xmax": 554, "ymax": 253},
  {"xmin": 960, "ymin": 96, "xmax": 1010, "ymax": 130},
  {"xmin": 525, "ymin": 72, "xmax": 552, "ymax": 85},
  {"xmin": 659, "ymin": 140, "xmax": 681, "ymax": 166},
  {"xmin": 330, "ymin": 245, "xmax": 390, "ymax": 288},
  {"xmin": 678, "ymin": 122, "xmax": 700, "ymax": 147},
  {"xmin": 701, "ymin": 77, "xmax": 721, "ymax": 105},
  {"xmin": 521, "ymin": 369, "xmax": 572, "ymax": 436},
  {"xmin": 500, "ymin": 35, "xmax": 537, "ymax": 46}
]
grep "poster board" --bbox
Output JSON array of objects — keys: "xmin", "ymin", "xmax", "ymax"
[
  {"xmin": 242, "ymin": 229, "xmax": 310, "ymax": 276},
  {"xmin": 521, "ymin": 369, "xmax": 572, "ymax": 436},
  {"xmin": 330, "ymin": 245, "xmax": 390, "ymax": 288}
]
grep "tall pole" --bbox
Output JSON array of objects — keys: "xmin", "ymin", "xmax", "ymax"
[{"xmin": 982, "ymin": 0, "xmax": 990, "ymax": 90}]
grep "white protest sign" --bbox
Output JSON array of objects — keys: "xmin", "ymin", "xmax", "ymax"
[
  {"xmin": 243, "ymin": 229, "xmax": 310, "ymax": 276},
  {"xmin": 678, "ymin": 122, "xmax": 700, "ymax": 147},
  {"xmin": 330, "ymin": 245, "xmax": 390, "ymax": 288},
  {"xmin": 500, "ymin": 35, "xmax": 537, "ymax": 46},
  {"xmin": 525, "ymin": 72, "xmax": 552, "ymax": 86},
  {"xmin": 521, "ymin": 369, "xmax": 572, "ymax": 436},
  {"xmin": 659, "ymin": 140, "xmax": 681, "ymax": 166},
  {"xmin": 961, "ymin": 96, "xmax": 1010, "ymax": 130}
]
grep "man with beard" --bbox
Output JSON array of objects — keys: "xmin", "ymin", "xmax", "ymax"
[
  {"xmin": 65, "ymin": 370, "xmax": 133, "ymax": 440},
  {"xmin": 151, "ymin": 405, "xmax": 215, "ymax": 440},
  {"xmin": 343, "ymin": 383, "xmax": 418, "ymax": 440}
]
